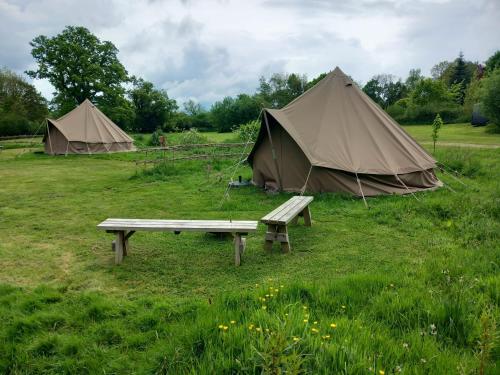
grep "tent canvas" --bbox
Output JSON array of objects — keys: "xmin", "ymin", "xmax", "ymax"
[
  {"xmin": 248, "ymin": 67, "xmax": 442, "ymax": 196},
  {"xmin": 44, "ymin": 99, "xmax": 135, "ymax": 155}
]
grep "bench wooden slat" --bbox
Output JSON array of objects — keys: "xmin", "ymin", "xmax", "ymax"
[
  {"xmin": 261, "ymin": 196, "xmax": 313, "ymax": 225},
  {"xmin": 97, "ymin": 219, "xmax": 258, "ymax": 233}
]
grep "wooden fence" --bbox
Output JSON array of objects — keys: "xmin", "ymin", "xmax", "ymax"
[{"xmin": 134, "ymin": 142, "xmax": 254, "ymax": 166}]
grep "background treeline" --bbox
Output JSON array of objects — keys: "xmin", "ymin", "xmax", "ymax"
[{"xmin": 1, "ymin": 26, "xmax": 499, "ymax": 137}]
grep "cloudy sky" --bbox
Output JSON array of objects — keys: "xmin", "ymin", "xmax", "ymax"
[{"xmin": 1, "ymin": 0, "xmax": 499, "ymax": 107}]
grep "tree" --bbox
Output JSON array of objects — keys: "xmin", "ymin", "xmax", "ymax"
[
  {"xmin": 363, "ymin": 74, "xmax": 406, "ymax": 108},
  {"xmin": 431, "ymin": 61, "xmax": 452, "ymax": 80},
  {"xmin": 479, "ymin": 69, "xmax": 500, "ymax": 131},
  {"xmin": 257, "ymin": 73, "xmax": 307, "ymax": 108},
  {"xmin": 431, "ymin": 113, "xmax": 443, "ymax": 152},
  {"xmin": 129, "ymin": 78, "xmax": 177, "ymax": 133},
  {"xmin": 484, "ymin": 50, "xmax": 500, "ymax": 75},
  {"xmin": 210, "ymin": 94, "xmax": 261, "ymax": 132},
  {"xmin": 305, "ymin": 72, "xmax": 327, "ymax": 90},
  {"xmin": 0, "ymin": 68, "xmax": 48, "ymax": 136},
  {"xmin": 405, "ymin": 69, "xmax": 423, "ymax": 92},
  {"xmin": 27, "ymin": 26, "xmax": 130, "ymax": 126},
  {"xmin": 183, "ymin": 100, "xmax": 204, "ymax": 116}
]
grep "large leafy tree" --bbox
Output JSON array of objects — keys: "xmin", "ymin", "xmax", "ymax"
[
  {"xmin": 363, "ymin": 74, "xmax": 406, "ymax": 108},
  {"xmin": 210, "ymin": 94, "xmax": 261, "ymax": 132},
  {"xmin": 26, "ymin": 26, "xmax": 130, "ymax": 126},
  {"xmin": 0, "ymin": 68, "xmax": 48, "ymax": 136},
  {"xmin": 484, "ymin": 50, "xmax": 500, "ymax": 75},
  {"xmin": 479, "ymin": 69, "xmax": 500, "ymax": 130},
  {"xmin": 129, "ymin": 78, "xmax": 178, "ymax": 133},
  {"xmin": 257, "ymin": 73, "xmax": 307, "ymax": 108}
]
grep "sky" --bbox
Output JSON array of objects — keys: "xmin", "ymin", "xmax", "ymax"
[{"xmin": 1, "ymin": 0, "xmax": 499, "ymax": 108}]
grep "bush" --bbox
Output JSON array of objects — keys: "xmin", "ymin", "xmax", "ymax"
[
  {"xmin": 235, "ymin": 120, "xmax": 260, "ymax": 142},
  {"xmin": 148, "ymin": 129, "xmax": 163, "ymax": 146},
  {"xmin": 178, "ymin": 129, "xmax": 208, "ymax": 145}
]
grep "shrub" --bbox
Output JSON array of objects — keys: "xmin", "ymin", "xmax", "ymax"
[
  {"xmin": 148, "ymin": 129, "xmax": 163, "ymax": 146},
  {"xmin": 235, "ymin": 119, "xmax": 260, "ymax": 142},
  {"xmin": 178, "ymin": 129, "xmax": 208, "ymax": 145}
]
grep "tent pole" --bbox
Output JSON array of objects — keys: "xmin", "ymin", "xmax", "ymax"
[
  {"xmin": 46, "ymin": 120, "xmax": 53, "ymax": 155},
  {"xmin": 355, "ymin": 172, "xmax": 369, "ymax": 209},
  {"xmin": 263, "ymin": 110, "xmax": 283, "ymax": 190},
  {"xmin": 394, "ymin": 173, "xmax": 420, "ymax": 201}
]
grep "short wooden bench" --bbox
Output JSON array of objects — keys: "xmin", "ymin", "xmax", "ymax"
[
  {"xmin": 261, "ymin": 196, "xmax": 313, "ymax": 252},
  {"xmin": 97, "ymin": 219, "xmax": 258, "ymax": 266}
]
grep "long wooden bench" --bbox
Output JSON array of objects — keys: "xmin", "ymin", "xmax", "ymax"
[
  {"xmin": 97, "ymin": 219, "xmax": 258, "ymax": 266},
  {"xmin": 261, "ymin": 196, "xmax": 313, "ymax": 252}
]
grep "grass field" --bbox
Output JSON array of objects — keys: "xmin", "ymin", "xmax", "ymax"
[{"xmin": 0, "ymin": 127, "xmax": 499, "ymax": 373}]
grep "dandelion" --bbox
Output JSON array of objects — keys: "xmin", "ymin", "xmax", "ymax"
[
  {"xmin": 280, "ymin": 285, "xmax": 284, "ymax": 288},
  {"xmin": 322, "ymin": 335, "xmax": 331, "ymax": 339},
  {"xmin": 218, "ymin": 324, "xmax": 224, "ymax": 329},
  {"xmin": 313, "ymin": 321, "xmax": 318, "ymax": 325},
  {"xmin": 293, "ymin": 336, "xmax": 300, "ymax": 342},
  {"xmin": 248, "ymin": 324, "xmax": 254, "ymax": 330},
  {"xmin": 311, "ymin": 328, "xmax": 319, "ymax": 333},
  {"xmin": 285, "ymin": 313, "xmax": 289, "ymax": 317},
  {"xmin": 379, "ymin": 370, "xmax": 385, "ymax": 375},
  {"xmin": 262, "ymin": 305, "xmax": 267, "ymax": 310},
  {"xmin": 270, "ymin": 294, "xmax": 274, "ymax": 297},
  {"xmin": 256, "ymin": 327, "xmax": 262, "ymax": 332},
  {"xmin": 223, "ymin": 326, "xmax": 228, "ymax": 331},
  {"xmin": 274, "ymin": 289, "xmax": 279, "ymax": 293},
  {"xmin": 303, "ymin": 319, "xmax": 308, "ymax": 323},
  {"xmin": 303, "ymin": 306, "xmax": 308, "ymax": 310},
  {"xmin": 265, "ymin": 294, "xmax": 270, "ymax": 297},
  {"xmin": 255, "ymin": 283, "xmax": 259, "ymax": 287},
  {"xmin": 230, "ymin": 320, "xmax": 236, "ymax": 324},
  {"xmin": 330, "ymin": 323, "xmax": 337, "ymax": 329},
  {"xmin": 341, "ymin": 305, "xmax": 346, "ymax": 309},
  {"xmin": 265, "ymin": 328, "xmax": 270, "ymax": 333}
]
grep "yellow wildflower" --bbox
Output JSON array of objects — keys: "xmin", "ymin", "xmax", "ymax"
[
  {"xmin": 274, "ymin": 289, "xmax": 279, "ymax": 293},
  {"xmin": 303, "ymin": 319, "xmax": 308, "ymax": 323},
  {"xmin": 230, "ymin": 320, "xmax": 236, "ymax": 324},
  {"xmin": 313, "ymin": 321, "xmax": 318, "ymax": 325},
  {"xmin": 379, "ymin": 371, "xmax": 385, "ymax": 375},
  {"xmin": 248, "ymin": 324, "xmax": 254, "ymax": 330},
  {"xmin": 330, "ymin": 323, "xmax": 337, "ymax": 328},
  {"xmin": 265, "ymin": 328, "xmax": 270, "ymax": 333},
  {"xmin": 341, "ymin": 305, "xmax": 346, "ymax": 309},
  {"xmin": 218, "ymin": 324, "xmax": 224, "ymax": 329},
  {"xmin": 223, "ymin": 326, "xmax": 228, "ymax": 331},
  {"xmin": 293, "ymin": 336, "xmax": 300, "ymax": 342},
  {"xmin": 256, "ymin": 327, "xmax": 262, "ymax": 332},
  {"xmin": 322, "ymin": 335, "xmax": 331, "ymax": 339},
  {"xmin": 280, "ymin": 285, "xmax": 284, "ymax": 288},
  {"xmin": 262, "ymin": 305, "xmax": 267, "ymax": 310},
  {"xmin": 311, "ymin": 328, "xmax": 319, "ymax": 333},
  {"xmin": 303, "ymin": 306, "xmax": 308, "ymax": 310}
]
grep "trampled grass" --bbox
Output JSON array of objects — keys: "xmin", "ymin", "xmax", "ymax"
[{"xmin": 0, "ymin": 138, "xmax": 499, "ymax": 373}]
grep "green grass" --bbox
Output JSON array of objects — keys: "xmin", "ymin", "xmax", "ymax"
[
  {"xmin": 403, "ymin": 123, "xmax": 500, "ymax": 146},
  {"xmin": 0, "ymin": 139, "xmax": 499, "ymax": 373}
]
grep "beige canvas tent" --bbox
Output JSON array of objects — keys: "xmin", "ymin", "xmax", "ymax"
[
  {"xmin": 44, "ymin": 99, "xmax": 135, "ymax": 155},
  {"xmin": 248, "ymin": 67, "xmax": 442, "ymax": 196}
]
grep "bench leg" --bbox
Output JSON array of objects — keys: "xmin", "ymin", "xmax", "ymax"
[
  {"xmin": 303, "ymin": 206, "xmax": 312, "ymax": 227},
  {"xmin": 234, "ymin": 233, "xmax": 244, "ymax": 266},
  {"xmin": 115, "ymin": 231, "xmax": 125, "ymax": 264},
  {"xmin": 278, "ymin": 225, "xmax": 291, "ymax": 253},
  {"xmin": 264, "ymin": 224, "xmax": 276, "ymax": 251}
]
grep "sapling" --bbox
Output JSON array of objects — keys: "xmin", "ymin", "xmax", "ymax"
[{"xmin": 432, "ymin": 113, "xmax": 443, "ymax": 152}]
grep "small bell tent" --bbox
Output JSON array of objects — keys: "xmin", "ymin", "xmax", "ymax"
[
  {"xmin": 44, "ymin": 99, "xmax": 135, "ymax": 155},
  {"xmin": 248, "ymin": 67, "xmax": 442, "ymax": 196}
]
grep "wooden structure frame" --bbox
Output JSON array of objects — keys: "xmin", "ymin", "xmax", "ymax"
[
  {"xmin": 97, "ymin": 219, "xmax": 258, "ymax": 266},
  {"xmin": 261, "ymin": 196, "xmax": 313, "ymax": 252}
]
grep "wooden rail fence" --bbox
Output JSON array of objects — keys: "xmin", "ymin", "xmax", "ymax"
[{"xmin": 135, "ymin": 142, "xmax": 254, "ymax": 166}]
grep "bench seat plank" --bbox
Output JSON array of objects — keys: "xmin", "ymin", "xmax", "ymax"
[
  {"xmin": 98, "ymin": 219, "xmax": 257, "ymax": 233},
  {"xmin": 261, "ymin": 196, "xmax": 313, "ymax": 225}
]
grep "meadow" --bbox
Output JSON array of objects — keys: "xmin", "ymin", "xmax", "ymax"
[{"xmin": 0, "ymin": 123, "xmax": 499, "ymax": 374}]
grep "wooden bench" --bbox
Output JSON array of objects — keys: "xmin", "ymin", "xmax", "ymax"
[
  {"xmin": 97, "ymin": 219, "xmax": 258, "ymax": 266},
  {"xmin": 261, "ymin": 196, "xmax": 313, "ymax": 252}
]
